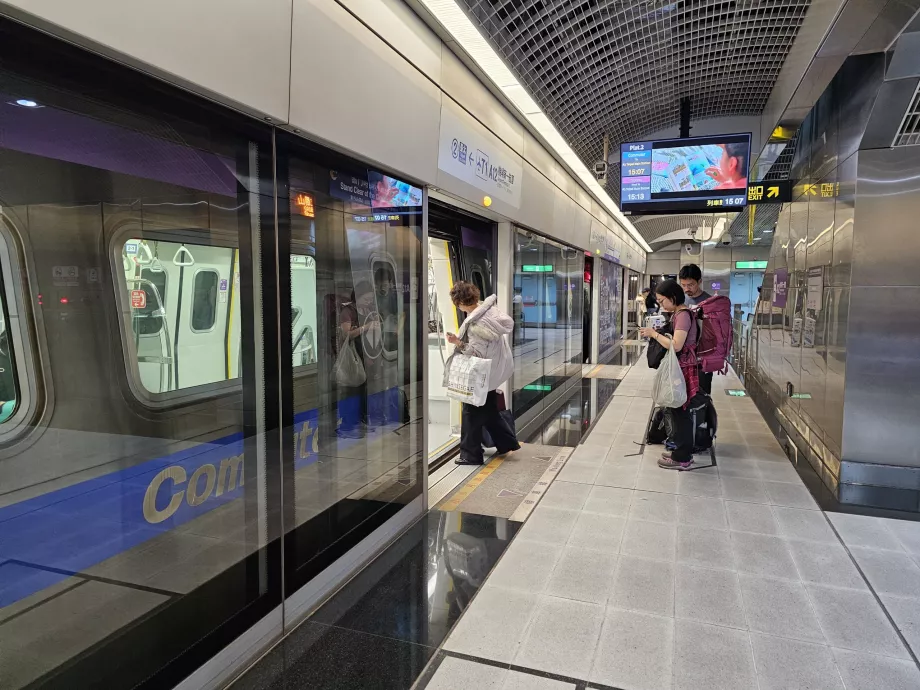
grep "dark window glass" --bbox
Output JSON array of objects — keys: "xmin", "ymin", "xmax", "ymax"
[{"xmin": 191, "ymin": 269, "xmax": 218, "ymax": 331}]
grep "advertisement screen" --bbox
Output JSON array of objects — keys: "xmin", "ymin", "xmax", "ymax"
[{"xmin": 620, "ymin": 133, "xmax": 751, "ymax": 214}]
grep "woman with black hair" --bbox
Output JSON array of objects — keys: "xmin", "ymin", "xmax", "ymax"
[{"xmin": 639, "ymin": 279, "xmax": 700, "ymax": 469}]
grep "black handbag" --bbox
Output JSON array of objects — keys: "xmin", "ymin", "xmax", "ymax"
[{"xmin": 646, "ymin": 319, "xmax": 673, "ymax": 369}]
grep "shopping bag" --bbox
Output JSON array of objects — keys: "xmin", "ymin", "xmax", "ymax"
[
  {"xmin": 445, "ymin": 352, "xmax": 492, "ymax": 407},
  {"xmin": 334, "ymin": 339, "xmax": 366, "ymax": 387},
  {"xmin": 652, "ymin": 341, "xmax": 687, "ymax": 408}
]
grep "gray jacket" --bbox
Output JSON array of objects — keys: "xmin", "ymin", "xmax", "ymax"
[{"xmin": 443, "ymin": 295, "xmax": 515, "ymax": 392}]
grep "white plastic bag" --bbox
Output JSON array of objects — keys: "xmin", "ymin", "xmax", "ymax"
[
  {"xmin": 652, "ymin": 341, "xmax": 687, "ymax": 408},
  {"xmin": 334, "ymin": 339, "xmax": 366, "ymax": 387},
  {"xmin": 445, "ymin": 352, "xmax": 492, "ymax": 407}
]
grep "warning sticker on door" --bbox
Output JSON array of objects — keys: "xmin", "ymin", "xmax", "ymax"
[
  {"xmin": 219, "ymin": 279, "xmax": 229, "ymax": 291},
  {"xmin": 131, "ymin": 289, "xmax": 147, "ymax": 309}
]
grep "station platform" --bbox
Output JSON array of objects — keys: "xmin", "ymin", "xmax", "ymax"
[{"xmin": 232, "ymin": 358, "xmax": 920, "ymax": 690}]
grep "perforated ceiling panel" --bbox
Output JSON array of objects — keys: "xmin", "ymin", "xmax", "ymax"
[{"xmin": 458, "ymin": 0, "xmax": 811, "ymax": 207}]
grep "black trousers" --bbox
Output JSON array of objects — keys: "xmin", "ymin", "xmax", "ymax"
[
  {"xmin": 700, "ymin": 371, "xmax": 713, "ymax": 395},
  {"xmin": 460, "ymin": 391, "xmax": 520, "ymax": 464},
  {"xmin": 665, "ymin": 405, "xmax": 695, "ymax": 463}
]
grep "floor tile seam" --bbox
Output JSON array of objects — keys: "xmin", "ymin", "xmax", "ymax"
[
  {"xmin": 746, "ymin": 631, "xmax": 849, "ymax": 689},
  {"xmin": 821, "ymin": 509, "xmax": 920, "ymax": 671}
]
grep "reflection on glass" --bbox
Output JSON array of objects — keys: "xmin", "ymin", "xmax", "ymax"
[
  {"xmin": 511, "ymin": 230, "xmax": 584, "ymax": 423},
  {"xmin": 0, "ymin": 28, "xmax": 280, "ymax": 686},
  {"xmin": 280, "ymin": 141, "xmax": 424, "ymax": 608}
]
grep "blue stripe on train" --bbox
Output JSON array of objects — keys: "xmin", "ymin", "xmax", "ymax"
[{"xmin": 0, "ymin": 388, "xmax": 406, "ymax": 608}]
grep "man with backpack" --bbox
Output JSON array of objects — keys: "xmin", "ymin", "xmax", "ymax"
[{"xmin": 679, "ymin": 264, "xmax": 713, "ymax": 394}]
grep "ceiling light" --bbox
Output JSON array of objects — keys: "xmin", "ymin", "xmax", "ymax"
[
  {"xmin": 13, "ymin": 99, "xmax": 41, "ymax": 108},
  {"xmin": 418, "ymin": 0, "xmax": 652, "ymax": 254}
]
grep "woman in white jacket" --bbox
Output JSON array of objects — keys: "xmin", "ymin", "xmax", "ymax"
[{"xmin": 446, "ymin": 281, "xmax": 521, "ymax": 465}]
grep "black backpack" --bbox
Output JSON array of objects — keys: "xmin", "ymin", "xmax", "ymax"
[
  {"xmin": 646, "ymin": 407, "xmax": 670, "ymax": 444},
  {"xmin": 688, "ymin": 393, "xmax": 718, "ymax": 453}
]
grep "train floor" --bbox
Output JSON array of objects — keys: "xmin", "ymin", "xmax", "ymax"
[{"xmin": 231, "ymin": 356, "xmax": 920, "ymax": 690}]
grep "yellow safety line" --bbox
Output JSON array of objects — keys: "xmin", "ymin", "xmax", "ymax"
[
  {"xmin": 587, "ymin": 364, "xmax": 604, "ymax": 378},
  {"xmin": 439, "ymin": 454, "xmax": 507, "ymax": 512},
  {"xmin": 226, "ymin": 249, "xmax": 239, "ymax": 380}
]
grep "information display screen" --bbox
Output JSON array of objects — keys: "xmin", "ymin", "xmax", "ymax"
[{"xmin": 620, "ymin": 133, "xmax": 751, "ymax": 214}]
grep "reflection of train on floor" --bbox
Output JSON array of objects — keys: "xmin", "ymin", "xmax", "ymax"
[{"xmin": 0, "ymin": 190, "xmax": 418, "ymax": 611}]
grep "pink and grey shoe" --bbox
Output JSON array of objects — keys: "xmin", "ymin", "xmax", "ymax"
[{"xmin": 659, "ymin": 452, "xmax": 693, "ymax": 470}]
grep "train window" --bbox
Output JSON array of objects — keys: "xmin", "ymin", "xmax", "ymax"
[
  {"xmin": 470, "ymin": 268, "xmax": 486, "ymax": 299},
  {"xmin": 0, "ymin": 286, "xmax": 19, "ymax": 423},
  {"xmin": 191, "ymin": 270, "xmax": 219, "ymax": 332}
]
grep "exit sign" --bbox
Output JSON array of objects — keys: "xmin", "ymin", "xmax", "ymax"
[
  {"xmin": 725, "ymin": 389, "xmax": 748, "ymax": 397},
  {"xmin": 523, "ymin": 383, "xmax": 552, "ymax": 391},
  {"xmin": 735, "ymin": 261, "xmax": 768, "ymax": 270},
  {"xmin": 522, "ymin": 265, "xmax": 554, "ymax": 273}
]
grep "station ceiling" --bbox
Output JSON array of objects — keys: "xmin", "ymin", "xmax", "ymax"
[{"xmin": 456, "ymin": 0, "xmax": 813, "ymax": 248}]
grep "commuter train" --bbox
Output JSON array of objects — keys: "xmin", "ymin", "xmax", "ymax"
[{"xmin": 0, "ymin": 188, "xmax": 420, "ymax": 609}]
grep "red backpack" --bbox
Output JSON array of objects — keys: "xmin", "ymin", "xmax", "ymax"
[{"xmin": 694, "ymin": 295, "xmax": 733, "ymax": 374}]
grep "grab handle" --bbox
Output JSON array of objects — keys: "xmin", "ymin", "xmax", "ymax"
[{"xmin": 173, "ymin": 245, "xmax": 195, "ymax": 266}]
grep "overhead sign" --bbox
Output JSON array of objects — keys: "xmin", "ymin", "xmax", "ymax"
[
  {"xmin": 131, "ymin": 289, "xmax": 147, "ymax": 309},
  {"xmin": 523, "ymin": 383, "xmax": 552, "ymax": 392},
  {"xmin": 747, "ymin": 180, "xmax": 792, "ymax": 204},
  {"xmin": 438, "ymin": 106, "xmax": 523, "ymax": 209},
  {"xmin": 799, "ymin": 182, "xmax": 840, "ymax": 198},
  {"xmin": 735, "ymin": 260, "xmax": 768, "ymax": 270},
  {"xmin": 522, "ymin": 265, "xmax": 554, "ymax": 273}
]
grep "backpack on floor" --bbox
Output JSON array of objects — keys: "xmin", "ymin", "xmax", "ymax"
[
  {"xmin": 688, "ymin": 393, "xmax": 718, "ymax": 453},
  {"xmin": 646, "ymin": 407, "xmax": 669, "ymax": 445},
  {"xmin": 694, "ymin": 295, "xmax": 733, "ymax": 374}
]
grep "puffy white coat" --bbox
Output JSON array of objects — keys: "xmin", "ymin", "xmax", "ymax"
[{"xmin": 443, "ymin": 295, "xmax": 515, "ymax": 392}]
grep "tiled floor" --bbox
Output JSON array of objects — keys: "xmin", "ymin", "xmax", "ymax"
[{"xmin": 423, "ymin": 361, "xmax": 920, "ymax": 690}]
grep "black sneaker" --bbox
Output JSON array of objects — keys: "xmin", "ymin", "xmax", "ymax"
[{"xmin": 455, "ymin": 457, "xmax": 484, "ymax": 466}]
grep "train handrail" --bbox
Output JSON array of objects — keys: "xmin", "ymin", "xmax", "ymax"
[
  {"xmin": 126, "ymin": 276, "xmax": 174, "ymax": 392},
  {"xmin": 172, "ymin": 244, "xmax": 195, "ymax": 267}
]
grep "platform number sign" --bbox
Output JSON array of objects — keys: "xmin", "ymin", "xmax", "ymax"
[{"xmin": 131, "ymin": 289, "xmax": 147, "ymax": 309}]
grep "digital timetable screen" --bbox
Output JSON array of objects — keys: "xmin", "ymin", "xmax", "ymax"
[{"xmin": 620, "ymin": 133, "xmax": 752, "ymax": 214}]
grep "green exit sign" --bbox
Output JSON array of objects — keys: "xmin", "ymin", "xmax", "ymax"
[
  {"xmin": 523, "ymin": 383, "xmax": 553, "ymax": 392},
  {"xmin": 725, "ymin": 389, "xmax": 748, "ymax": 397},
  {"xmin": 522, "ymin": 265, "xmax": 554, "ymax": 273},
  {"xmin": 735, "ymin": 260, "xmax": 768, "ymax": 270}
]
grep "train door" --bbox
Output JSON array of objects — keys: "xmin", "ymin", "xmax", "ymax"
[
  {"xmin": 172, "ymin": 244, "xmax": 235, "ymax": 389},
  {"xmin": 426, "ymin": 202, "xmax": 495, "ymax": 464}
]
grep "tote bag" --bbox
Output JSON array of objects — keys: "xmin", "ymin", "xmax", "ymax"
[
  {"xmin": 445, "ymin": 352, "xmax": 492, "ymax": 407},
  {"xmin": 652, "ymin": 341, "xmax": 687, "ymax": 408},
  {"xmin": 334, "ymin": 339, "xmax": 366, "ymax": 387}
]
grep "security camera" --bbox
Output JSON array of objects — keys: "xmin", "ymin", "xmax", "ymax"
[
  {"xmin": 720, "ymin": 234, "xmax": 732, "ymax": 246},
  {"xmin": 594, "ymin": 161, "xmax": 608, "ymax": 181}
]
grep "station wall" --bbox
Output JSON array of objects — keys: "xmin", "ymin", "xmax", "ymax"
[{"xmin": 0, "ymin": 0, "xmax": 646, "ymax": 271}]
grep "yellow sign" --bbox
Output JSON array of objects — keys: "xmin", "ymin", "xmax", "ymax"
[{"xmin": 293, "ymin": 192, "xmax": 315, "ymax": 218}]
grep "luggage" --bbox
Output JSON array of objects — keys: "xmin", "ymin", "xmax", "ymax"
[
  {"xmin": 694, "ymin": 295, "xmax": 733, "ymax": 374},
  {"xmin": 646, "ymin": 407, "xmax": 669, "ymax": 445},
  {"xmin": 688, "ymin": 392, "xmax": 718, "ymax": 453},
  {"xmin": 483, "ymin": 391, "xmax": 516, "ymax": 448}
]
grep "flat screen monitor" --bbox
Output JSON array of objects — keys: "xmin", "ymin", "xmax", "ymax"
[{"xmin": 620, "ymin": 133, "xmax": 751, "ymax": 214}]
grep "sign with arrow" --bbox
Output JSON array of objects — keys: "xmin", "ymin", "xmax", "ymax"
[{"xmin": 747, "ymin": 180, "xmax": 792, "ymax": 204}]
